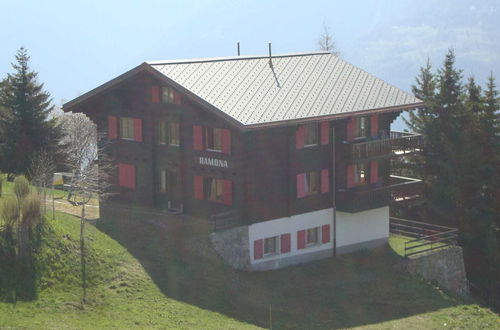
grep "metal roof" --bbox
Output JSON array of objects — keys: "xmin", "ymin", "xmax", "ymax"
[{"xmin": 148, "ymin": 52, "xmax": 421, "ymax": 127}]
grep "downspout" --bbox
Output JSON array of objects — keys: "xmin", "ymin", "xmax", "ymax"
[{"xmin": 332, "ymin": 126, "xmax": 337, "ymax": 257}]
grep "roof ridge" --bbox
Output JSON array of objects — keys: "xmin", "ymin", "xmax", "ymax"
[{"xmin": 146, "ymin": 51, "xmax": 331, "ymax": 66}]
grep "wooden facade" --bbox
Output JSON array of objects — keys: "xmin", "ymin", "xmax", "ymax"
[{"xmin": 67, "ymin": 70, "xmax": 423, "ymax": 227}]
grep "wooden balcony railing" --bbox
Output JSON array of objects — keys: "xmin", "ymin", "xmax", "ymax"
[
  {"xmin": 336, "ymin": 175, "xmax": 423, "ymax": 213},
  {"xmin": 343, "ymin": 131, "xmax": 424, "ymax": 162}
]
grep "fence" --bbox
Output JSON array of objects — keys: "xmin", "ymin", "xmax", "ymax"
[{"xmin": 389, "ymin": 217, "xmax": 458, "ymax": 257}]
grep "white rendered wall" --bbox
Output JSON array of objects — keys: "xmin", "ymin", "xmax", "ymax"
[
  {"xmin": 336, "ymin": 206, "xmax": 389, "ymax": 248},
  {"xmin": 248, "ymin": 206, "xmax": 390, "ymax": 265},
  {"xmin": 248, "ymin": 208, "xmax": 334, "ymax": 265}
]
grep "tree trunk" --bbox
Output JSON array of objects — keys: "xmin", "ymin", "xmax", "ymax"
[{"xmin": 80, "ymin": 204, "xmax": 87, "ymax": 304}]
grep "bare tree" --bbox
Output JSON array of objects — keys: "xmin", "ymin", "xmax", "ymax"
[
  {"xmin": 317, "ymin": 21, "xmax": 340, "ymax": 56},
  {"xmin": 59, "ymin": 112, "xmax": 114, "ymax": 304},
  {"xmin": 28, "ymin": 149, "xmax": 55, "ymax": 214}
]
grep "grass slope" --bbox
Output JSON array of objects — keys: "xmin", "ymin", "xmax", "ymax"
[{"xmin": 0, "ymin": 212, "xmax": 256, "ymax": 329}]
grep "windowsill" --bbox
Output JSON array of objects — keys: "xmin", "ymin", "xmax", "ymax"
[
  {"xmin": 263, "ymin": 252, "xmax": 278, "ymax": 258},
  {"xmin": 306, "ymin": 242, "xmax": 320, "ymax": 248},
  {"xmin": 303, "ymin": 143, "xmax": 319, "ymax": 148},
  {"xmin": 120, "ymin": 137, "xmax": 135, "ymax": 141},
  {"xmin": 206, "ymin": 148, "xmax": 223, "ymax": 153},
  {"xmin": 169, "ymin": 144, "xmax": 180, "ymax": 147}
]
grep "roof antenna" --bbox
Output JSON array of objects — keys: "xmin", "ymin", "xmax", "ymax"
[
  {"xmin": 268, "ymin": 42, "xmax": 273, "ymax": 69},
  {"xmin": 237, "ymin": 42, "xmax": 240, "ymax": 56}
]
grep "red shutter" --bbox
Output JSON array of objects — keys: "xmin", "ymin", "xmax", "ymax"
[
  {"xmin": 321, "ymin": 169, "xmax": 329, "ymax": 193},
  {"xmin": 118, "ymin": 163, "xmax": 136, "ymax": 189},
  {"xmin": 297, "ymin": 230, "xmax": 306, "ymax": 249},
  {"xmin": 370, "ymin": 161, "xmax": 378, "ymax": 184},
  {"xmin": 296, "ymin": 125, "xmax": 305, "ymax": 149},
  {"xmin": 347, "ymin": 164, "xmax": 356, "ymax": 188},
  {"xmin": 108, "ymin": 116, "xmax": 117, "ymax": 139},
  {"xmin": 322, "ymin": 224, "xmax": 331, "ymax": 244},
  {"xmin": 254, "ymin": 239, "xmax": 264, "ymax": 260},
  {"xmin": 280, "ymin": 234, "xmax": 291, "ymax": 253},
  {"xmin": 221, "ymin": 129, "xmax": 231, "ymax": 154},
  {"xmin": 371, "ymin": 115, "xmax": 379, "ymax": 137},
  {"xmin": 346, "ymin": 118, "xmax": 356, "ymax": 141},
  {"xmin": 173, "ymin": 91, "xmax": 181, "ymax": 104},
  {"xmin": 194, "ymin": 176, "xmax": 204, "ymax": 200},
  {"xmin": 193, "ymin": 125, "xmax": 203, "ymax": 151},
  {"xmin": 222, "ymin": 180, "xmax": 232, "ymax": 205},
  {"xmin": 152, "ymin": 85, "xmax": 160, "ymax": 103},
  {"xmin": 320, "ymin": 121, "xmax": 329, "ymax": 145},
  {"xmin": 296, "ymin": 173, "xmax": 305, "ymax": 198},
  {"xmin": 128, "ymin": 164, "xmax": 136, "ymax": 189},
  {"xmin": 134, "ymin": 119, "xmax": 142, "ymax": 142}
]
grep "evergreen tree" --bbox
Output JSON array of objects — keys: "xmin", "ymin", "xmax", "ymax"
[{"xmin": 0, "ymin": 47, "xmax": 61, "ymax": 176}]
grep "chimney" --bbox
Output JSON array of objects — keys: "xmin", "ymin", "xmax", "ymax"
[
  {"xmin": 268, "ymin": 42, "xmax": 273, "ymax": 68},
  {"xmin": 237, "ymin": 42, "xmax": 240, "ymax": 56}
]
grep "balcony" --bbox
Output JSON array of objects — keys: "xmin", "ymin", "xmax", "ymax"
[
  {"xmin": 343, "ymin": 131, "xmax": 424, "ymax": 162},
  {"xmin": 336, "ymin": 175, "xmax": 423, "ymax": 213}
]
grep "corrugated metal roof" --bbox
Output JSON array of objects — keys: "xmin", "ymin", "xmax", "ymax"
[{"xmin": 148, "ymin": 52, "xmax": 421, "ymax": 126}]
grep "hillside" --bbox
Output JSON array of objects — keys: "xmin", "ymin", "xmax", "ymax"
[
  {"xmin": 0, "ymin": 182, "xmax": 498, "ymax": 329},
  {"xmin": 0, "ymin": 211, "xmax": 257, "ymax": 329}
]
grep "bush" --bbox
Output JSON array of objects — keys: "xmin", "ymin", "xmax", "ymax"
[
  {"xmin": 13, "ymin": 176, "xmax": 30, "ymax": 200},
  {"xmin": 21, "ymin": 193, "xmax": 41, "ymax": 228},
  {"xmin": 1, "ymin": 196, "xmax": 19, "ymax": 230}
]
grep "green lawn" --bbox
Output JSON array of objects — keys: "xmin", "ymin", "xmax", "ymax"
[{"xmin": 0, "ymin": 213, "xmax": 256, "ymax": 328}]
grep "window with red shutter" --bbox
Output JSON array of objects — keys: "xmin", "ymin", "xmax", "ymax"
[
  {"xmin": 371, "ymin": 115, "xmax": 379, "ymax": 137},
  {"xmin": 193, "ymin": 125, "xmax": 203, "ymax": 151},
  {"xmin": 320, "ymin": 122, "xmax": 329, "ymax": 145},
  {"xmin": 297, "ymin": 230, "xmax": 306, "ymax": 249},
  {"xmin": 370, "ymin": 161, "xmax": 378, "ymax": 184},
  {"xmin": 346, "ymin": 118, "xmax": 356, "ymax": 141},
  {"xmin": 221, "ymin": 128, "xmax": 231, "ymax": 154},
  {"xmin": 347, "ymin": 164, "xmax": 356, "ymax": 188},
  {"xmin": 118, "ymin": 163, "xmax": 136, "ymax": 189},
  {"xmin": 152, "ymin": 85, "xmax": 161, "ymax": 103},
  {"xmin": 133, "ymin": 119, "xmax": 142, "ymax": 142},
  {"xmin": 280, "ymin": 233, "xmax": 291, "ymax": 253},
  {"xmin": 296, "ymin": 173, "xmax": 306, "ymax": 198},
  {"xmin": 108, "ymin": 116, "xmax": 118, "ymax": 139},
  {"xmin": 296, "ymin": 125, "xmax": 305, "ymax": 149},
  {"xmin": 321, "ymin": 169, "xmax": 329, "ymax": 193},
  {"xmin": 254, "ymin": 239, "xmax": 264, "ymax": 260},
  {"xmin": 222, "ymin": 180, "xmax": 232, "ymax": 205},
  {"xmin": 322, "ymin": 224, "xmax": 331, "ymax": 244},
  {"xmin": 194, "ymin": 176, "xmax": 204, "ymax": 200}
]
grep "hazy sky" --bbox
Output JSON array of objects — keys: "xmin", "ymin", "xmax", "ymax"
[{"xmin": 1, "ymin": 0, "xmax": 498, "ymax": 125}]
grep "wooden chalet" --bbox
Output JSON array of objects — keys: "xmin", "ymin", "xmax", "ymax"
[{"xmin": 63, "ymin": 51, "xmax": 424, "ymax": 270}]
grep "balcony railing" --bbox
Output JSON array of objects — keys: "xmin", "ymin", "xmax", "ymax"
[
  {"xmin": 336, "ymin": 175, "xmax": 423, "ymax": 213},
  {"xmin": 343, "ymin": 131, "xmax": 424, "ymax": 162}
]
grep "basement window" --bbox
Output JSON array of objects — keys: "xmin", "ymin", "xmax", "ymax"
[
  {"xmin": 306, "ymin": 227, "xmax": 319, "ymax": 246},
  {"xmin": 264, "ymin": 236, "xmax": 279, "ymax": 256}
]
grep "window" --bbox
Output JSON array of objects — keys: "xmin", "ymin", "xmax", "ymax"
[
  {"xmin": 158, "ymin": 121, "xmax": 180, "ymax": 146},
  {"xmin": 304, "ymin": 171, "xmax": 320, "ymax": 196},
  {"xmin": 355, "ymin": 162, "xmax": 369, "ymax": 185},
  {"xmin": 205, "ymin": 127, "xmax": 222, "ymax": 152},
  {"xmin": 307, "ymin": 227, "xmax": 319, "ymax": 246},
  {"xmin": 264, "ymin": 236, "xmax": 278, "ymax": 255},
  {"xmin": 159, "ymin": 169, "xmax": 167, "ymax": 192},
  {"xmin": 205, "ymin": 177, "xmax": 224, "ymax": 202},
  {"xmin": 162, "ymin": 86, "xmax": 175, "ymax": 103},
  {"xmin": 356, "ymin": 116, "xmax": 369, "ymax": 138},
  {"xmin": 119, "ymin": 117, "xmax": 135, "ymax": 140},
  {"xmin": 304, "ymin": 123, "xmax": 319, "ymax": 146}
]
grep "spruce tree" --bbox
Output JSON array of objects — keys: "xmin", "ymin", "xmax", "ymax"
[{"xmin": 0, "ymin": 47, "xmax": 61, "ymax": 176}]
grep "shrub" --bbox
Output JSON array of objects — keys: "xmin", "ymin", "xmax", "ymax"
[
  {"xmin": 21, "ymin": 193, "xmax": 41, "ymax": 228},
  {"xmin": 13, "ymin": 176, "xmax": 30, "ymax": 200},
  {"xmin": 1, "ymin": 196, "xmax": 19, "ymax": 230}
]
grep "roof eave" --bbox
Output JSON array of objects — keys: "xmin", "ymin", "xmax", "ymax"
[{"xmin": 241, "ymin": 102, "xmax": 424, "ymax": 130}]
